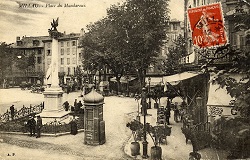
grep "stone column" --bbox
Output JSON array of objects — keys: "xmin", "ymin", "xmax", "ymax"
[
  {"xmin": 51, "ymin": 38, "xmax": 60, "ymax": 88},
  {"xmin": 39, "ymin": 18, "xmax": 68, "ymax": 123}
]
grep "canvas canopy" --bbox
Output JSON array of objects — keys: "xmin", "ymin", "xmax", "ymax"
[
  {"xmin": 145, "ymin": 77, "xmax": 164, "ymax": 86},
  {"xmin": 110, "ymin": 76, "xmax": 137, "ymax": 83},
  {"xmin": 162, "ymin": 71, "xmax": 201, "ymax": 84},
  {"xmin": 207, "ymin": 83, "xmax": 234, "ymax": 106}
]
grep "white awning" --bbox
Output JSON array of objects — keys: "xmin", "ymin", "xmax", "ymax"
[
  {"xmin": 145, "ymin": 77, "xmax": 164, "ymax": 86},
  {"xmin": 162, "ymin": 71, "xmax": 201, "ymax": 84},
  {"xmin": 207, "ymin": 83, "xmax": 234, "ymax": 106},
  {"xmin": 110, "ymin": 76, "xmax": 137, "ymax": 83}
]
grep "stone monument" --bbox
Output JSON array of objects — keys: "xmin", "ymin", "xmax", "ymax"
[{"xmin": 39, "ymin": 18, "xmax": 68, "ymax": 122}]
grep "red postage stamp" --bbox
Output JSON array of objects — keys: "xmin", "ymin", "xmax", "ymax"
[{"xmin": 188, "ymin": 3, "xmax": 227, "ymax": 48}]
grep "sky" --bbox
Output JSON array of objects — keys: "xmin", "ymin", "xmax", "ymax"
[{"xmin": 0, "ymin": 0, "xmax": 184, "ymax": 43}]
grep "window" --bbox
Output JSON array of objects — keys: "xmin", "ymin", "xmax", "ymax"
[
  {"xmin": 61, "ymin": 48, "xmax": 64, "ymax": 55},
  {"xmin": 61, "ymin": 58, "xmax": 64, "ymax": 65},
  {"xmin": 47, "ymin": 58, "xmax": 51, "ymax": 65},
  {"xmin": 38, "ymin": 49, "xmax": 42, "ymax": 54},
  {"xmin": 173, "ymin": 23, "xmax": 177, "ymax": 30},
  {"xmin": 37, "ymin": 57, "xmax": 42, "ymax": 64},
  {"xmin": 193, "ymin": 0, "xmax": 196, "ymax": 7},
  {"xmin": 67, "ymin": 67, "xmax": 70, "ymax": 75},
  {"xmin": 47, "ymin": 42, "xmax": 51, "ymax": 48},
  {"xmin": 72, "ymin": 41, "xmax": 76, "ymax": 46},
  {"xmin": 72, "ymin": 57, "xmax": 76, "ymax": 64},
  {"xmin": 72, "ymin": 48, "xmax": 76, "ymax": 55},
  {"xmin": 67, "ymin": 48, "xmax": 70, "ymax": 55},
  {"xmin": 67, "ymin": 42, "xmax": 70, "ymax": 47},
  {"xmin": 60, "ymin": 67, "xmax": 64, "ymax": 72},
  {"xmin": 61, "ymin": 42, "xmax": 64, "ymax": 47},
  {"xmin": 33, "ymin": 40, "xmax": 39, "ymax": 46},
  {"xmin": 47, "ymin": 50, "xmax": 51, "ymax": 56},
  {"xmin": 67, "ymin": 58, "xmax": 70, "ymax": 65}
]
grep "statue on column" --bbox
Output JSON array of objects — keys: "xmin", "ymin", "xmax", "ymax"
[{"xmin": 48, "ymin": 18, "xmax": 63, "ymax": 39}]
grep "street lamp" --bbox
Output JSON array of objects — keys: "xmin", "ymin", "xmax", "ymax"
[
  {"xmin": 148, "ymin": 77, "xmax": 151, "ymax": 109},
  {"xmin": 141, "ymin": 87, "xmax": 149, "ymax": 158}
]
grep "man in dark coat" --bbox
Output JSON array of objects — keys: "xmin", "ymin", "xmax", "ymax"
[
  {"xmin": 165, "ymin": 107, "xmax": 171, "ymax": 125},
  {"xmin": 63, "ymin": 101, "xmax": 70, "ymax": 111},
  {"xmin": 69, "ymin": 116, "xmax": 78, "ymax": 135},
  {"xmin": 27, "ymin": 116, "xmax": 36, "ymax": 136},
  {"xmin": 10, "ymin": 105, "xmax": 15, "ymax": 120},
  {"xmin": 36, "ymin": 115, "xmax": 42, "ymax": 138}
]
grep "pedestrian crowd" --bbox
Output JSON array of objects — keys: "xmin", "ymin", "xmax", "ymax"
[{"xmin": 163, "ymin": 98, "xmax": 188, "ymax": 125}]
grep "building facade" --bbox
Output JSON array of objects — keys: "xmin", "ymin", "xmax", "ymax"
[
  {"xmin": 148, "ymin": 19, "xmax": 184, "ymax": 75},
  {"xmin": 11, "ymin": 36, "xmax": 49, "ymax": 85},
  {"xmin": 43, "ymin": 32, "xmax": 82, "ymax": 85}
]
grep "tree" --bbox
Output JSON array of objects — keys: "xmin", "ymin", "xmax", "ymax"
[
  {"xmin": 80, "ymin": 0, "xmax": 170, "ymax": 92},
  {"xmin": 161, "ymin": 34, "xmax": 186, "ymax": 75},
  {"xmin": 15, "ymin": 52, "xmax": 35, "ymax": 82},
  {"xmin": 0, "ymin": 42, "xmax": 14, "ymax": 85}
]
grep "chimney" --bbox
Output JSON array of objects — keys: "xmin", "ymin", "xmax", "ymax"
[
  {"xmin": 64, "ymin": 31, "xmax": 66, "ymax": 35},
  {"xmin": 16, "ymin": 36, "xmax": 20, "ymax": 41}
]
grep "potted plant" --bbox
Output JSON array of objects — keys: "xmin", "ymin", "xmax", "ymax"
[
  {"xmin": 146, "ymin": 124, "xmax": 172, "ymax": 160},
  {"xmin": 126, "ymin": 120, "xmax": 143, "ymax": 156}
]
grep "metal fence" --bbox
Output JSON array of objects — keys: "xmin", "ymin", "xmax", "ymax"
[{"xmin": 0, "ymin": 103, "xmax": 44, "ymax": 123}]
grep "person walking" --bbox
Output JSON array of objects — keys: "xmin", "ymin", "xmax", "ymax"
[
  {"xmin": 27, "ymin": 116, "xmax": 36, "ymax": 137},
  {"xmin": 174, "ymin": 102, "xmax": 180, "ymax": 123},
  {"xmin": 165, "ymin": 107, "xmax": 171, "ymax": 125},
  {"xmin": 36, "ymin": 115, "xmax": 42, "ymax": 138},
  {"xmin": 10, "ymin": 105, "xmax": 15, "ymax": 120}
]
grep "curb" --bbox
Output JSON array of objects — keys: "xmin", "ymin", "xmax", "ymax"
[{"xmin": 0, "ymin": 129, "xmax": 85, "ymax": 137}]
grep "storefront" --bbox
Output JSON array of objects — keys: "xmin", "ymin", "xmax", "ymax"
[{"xmin": 162, "ymin": 71, "xmax": 209, "ymax": 125}]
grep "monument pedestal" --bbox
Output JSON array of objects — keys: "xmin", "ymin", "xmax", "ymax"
[{"xmin": 39, "ymin": 87, "xmax": 70, "ymax": 123}]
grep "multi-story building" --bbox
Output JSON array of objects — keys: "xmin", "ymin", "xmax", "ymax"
[
  {"xmin": 147, "ymin": 19, "xmax": 184, "ymax": 75},
  {"xmin": 43, "ymin": 32, "xmax": 81, "ymax": 85},
  {"xmin": 11, "ymin": 36, "xmax": 49, "ymax": 85},
  {"xmin": 182, "ymin": 0, "xmax": 249, "ymax": 66}
]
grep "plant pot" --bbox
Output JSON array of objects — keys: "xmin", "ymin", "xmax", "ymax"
[
  {"xmin": 130, "ymin": 141, "xmax": 140, "ymax": 156},
  {"xmin": 154, "ymin": 103, "xmax": 159, "ymax": 109},
  {"xmin": 151, "ymin": 146, "xmax": 162, "ymax": 160}
]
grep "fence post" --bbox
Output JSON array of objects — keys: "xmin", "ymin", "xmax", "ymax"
[{"xmin": 54, "ymin": 119, "xmax": 57, "ymax": 135}]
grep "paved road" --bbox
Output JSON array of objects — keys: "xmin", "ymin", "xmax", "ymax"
[
  {"xmin": 0, "ymin": 88, "xmax": 136, "ymax": 159},
  {"xmin": 0, "ymin": 89, "xmax": 229, "ymax": 159}
]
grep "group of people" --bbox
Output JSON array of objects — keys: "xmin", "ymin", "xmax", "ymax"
[
  {"xmin": 164, "ymin": 99, "xmax": 187, "ymax": 125},
  {"xmin": 26, "ymin": 115, "xmax": 43, "ymax": 138},
  {"xmin": 62, "ymin": 99, "xmax": 84, "ymax": 114}
]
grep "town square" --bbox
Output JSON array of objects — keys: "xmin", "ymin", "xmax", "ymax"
[{"xmin": 0, "ymin": 0, "xmax": 249, "ymax": 159}]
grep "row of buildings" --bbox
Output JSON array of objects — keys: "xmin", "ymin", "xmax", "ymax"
[{"xmin": 8, "ymin": 18, "xmax": 184, "ymax": 87}]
